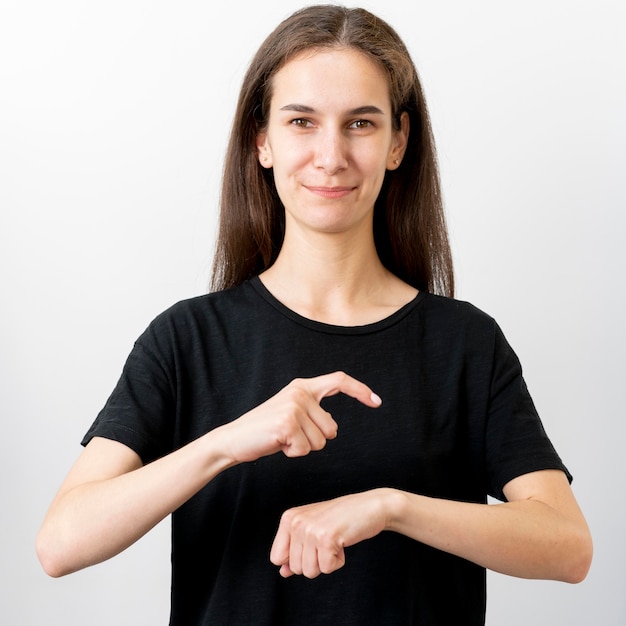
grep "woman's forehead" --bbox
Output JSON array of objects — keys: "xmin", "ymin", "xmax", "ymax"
[{"xmin": 269, "ymin": 48, "xmax": 392, "ymax": 113}]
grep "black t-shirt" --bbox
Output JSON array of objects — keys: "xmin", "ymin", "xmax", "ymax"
[{"xmin": 83, "ymin": 278, "xmax": 570, "ymax": 625}]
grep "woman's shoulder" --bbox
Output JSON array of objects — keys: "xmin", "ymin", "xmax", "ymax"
[
  {"xmin": 421, "ymin": 291, "xmax": 495, "ymax": 326},
  {"xmin": 411, "ymin": 293, "xmax": 516, "ymax": 369},
  {"xmin": 137, "ymin": 282, "xmax": 257, "ymax": 346},
  {"xmin": 156, "ymin": 281, "xmax": 255, "ymax": 320}
]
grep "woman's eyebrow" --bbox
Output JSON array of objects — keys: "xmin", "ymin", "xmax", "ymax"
[{"xmin": 279, "ymin": 103, "xmax": 385, "ymax": 115}]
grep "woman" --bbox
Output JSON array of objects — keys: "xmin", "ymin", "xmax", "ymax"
[{"xmin": 37, "ymin": 5, "xmax": 592, "ymax": 624}]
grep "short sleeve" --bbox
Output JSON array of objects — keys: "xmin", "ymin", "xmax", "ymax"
[
  {"xmin": 484, "ymin": 323, "xmax": 572, "ymax": 501},
  {"xmin": 81, "ymin": 331, "xmax": 176, "ymax": 464}
]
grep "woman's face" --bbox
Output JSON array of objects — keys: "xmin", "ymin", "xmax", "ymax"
[{"xmin": 256, "ymin": 47, "xmax": 408, "ymax": 238}]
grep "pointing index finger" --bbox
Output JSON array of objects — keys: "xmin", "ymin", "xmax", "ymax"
[{"xmin": 306, "ymin": 371, "xmax": 382, "ymax": 408}]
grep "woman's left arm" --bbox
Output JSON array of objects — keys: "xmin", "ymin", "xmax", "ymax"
[{"xmin": 270, "ymin": 469, "xmax": 592, "ymax": 582}]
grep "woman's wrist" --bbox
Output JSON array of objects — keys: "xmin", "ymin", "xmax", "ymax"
[{"xmin": 376, "ymin": 487, "xmax": 411, "ymax": 533}]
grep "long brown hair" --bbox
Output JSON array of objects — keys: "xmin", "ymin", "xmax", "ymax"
[{"xmin": 211, "ymin": 5, "xmax": 454, "ymax": 297}]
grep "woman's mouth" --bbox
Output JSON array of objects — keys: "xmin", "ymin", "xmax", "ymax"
[{"xmin": 305, "ymin": 186, "xmax": 355, "ymax": 199}]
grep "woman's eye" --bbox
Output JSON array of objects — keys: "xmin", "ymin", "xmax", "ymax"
[
  {"xmin": 350, "ymin": 119, "xmax": 373, "ymax": 129},
  {"xmin": 291, "ymin": 118, "xmax": 311, "ymax": 128}
]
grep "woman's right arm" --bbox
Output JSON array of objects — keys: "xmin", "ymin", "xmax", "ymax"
[
  {"xmin": 35, "ymin": 431, "xmax": 238, "ymax": 577},
  {"xmin": 36, "ymin": 372, "xmax": 381, "ymax": 577}
]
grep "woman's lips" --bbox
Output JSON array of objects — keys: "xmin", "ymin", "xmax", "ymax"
[{"xmin": 305, "ymin": 186, "xmax": 355, "ymax": 199}]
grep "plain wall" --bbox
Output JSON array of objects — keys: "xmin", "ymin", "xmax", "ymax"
[{"xmin": 1, "ymin": 0, "xmax": 624, "ymax": 623}]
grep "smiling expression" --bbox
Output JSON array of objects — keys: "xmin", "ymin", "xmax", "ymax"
[{"xmin": 256, "ymin": 47, "xmax": 408, "ymax": 237}]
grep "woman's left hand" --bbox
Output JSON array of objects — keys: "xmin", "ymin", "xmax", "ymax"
[
  {"xmin": 269, "ymin": 488, "xmax": 397, "ymax": 578},
  {"xmin": 270, "ymin": 470, "xmax": 592, "ymax": 583}
]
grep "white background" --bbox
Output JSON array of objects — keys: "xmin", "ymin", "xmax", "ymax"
[{"xmin": 2, "ymin": 0, "xmax": 625, "ymax": 623}]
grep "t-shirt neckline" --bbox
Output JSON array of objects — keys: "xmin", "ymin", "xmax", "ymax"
[{"xmin": 248, "ymin": 276, "xmax": 427, "ymax": 335}]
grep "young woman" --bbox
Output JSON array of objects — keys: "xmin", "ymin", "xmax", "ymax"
[{"xmin": 37, "ymin": 5, "xmax": 592, "ymax": 624}]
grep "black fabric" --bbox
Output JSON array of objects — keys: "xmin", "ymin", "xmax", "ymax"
[{"xmin": 82, "ymin": 277, "xmax": 570, "ymax": 625}]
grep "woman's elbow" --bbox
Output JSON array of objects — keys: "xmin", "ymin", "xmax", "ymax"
[
  {"xmin": 561, "ymin": 526, "xmax": 593, "ymax": 584},
  {"xmin": 36, "ymin": 533, "xmax": 61, "ymax": 578},
  {"xmin": 36, "ymin": 525, "xmax": 76, "ymax": 578}
]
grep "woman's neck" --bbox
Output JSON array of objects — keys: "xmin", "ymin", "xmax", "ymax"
[{"xmin": 259, "ymin": 228, "xmax": 417, "ymax": 326}]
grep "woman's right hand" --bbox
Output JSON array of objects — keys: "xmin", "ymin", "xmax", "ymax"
[
  {"xmin": 216, "ymin": 371, "xmax": 382, "ymax": 464},
  {"xmin": 36, "ymin": 371, "xmax": 380, "ymax": 577}
]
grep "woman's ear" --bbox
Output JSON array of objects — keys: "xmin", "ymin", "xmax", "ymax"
[
  {"xmin": 256, "ymin": 133, "xmax": 273, "ymax": 168},
  {"xmin": 387, "ymin": 112, "xmax": 409, "ymax": 170}
]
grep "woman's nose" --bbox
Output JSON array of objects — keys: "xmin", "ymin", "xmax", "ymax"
[{"xmin": 312, "ymin": 129, "xmax": 348, "ymax": 174}]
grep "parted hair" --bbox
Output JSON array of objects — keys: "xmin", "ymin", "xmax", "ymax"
[{"xmin": 211, "ymin": 4, "xmax": 454, "ymax": 297}]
